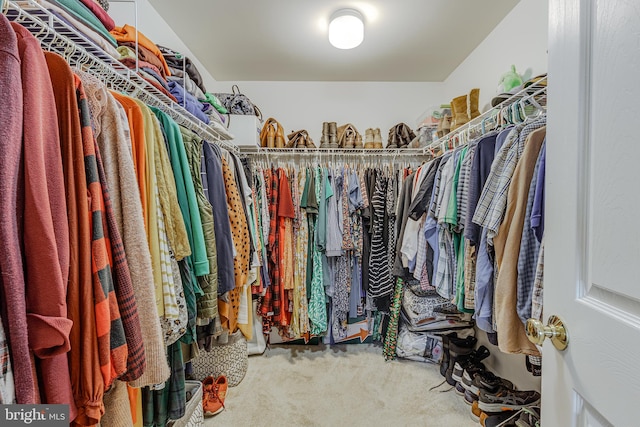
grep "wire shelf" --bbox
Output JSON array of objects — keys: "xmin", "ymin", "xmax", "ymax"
[
  {"xmin": 2, "ymin": 0, "xmax": 238, "ymax": 152},
  {"xmin": 424, "ymin": 76, "xmax": 548, "ymax": 157}
]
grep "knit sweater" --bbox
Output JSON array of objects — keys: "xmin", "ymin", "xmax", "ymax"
[
  {"xmin": 79, "ymin": 74, "xmax": 170, "ymax": 388},
  {"xmin": 0, "ymin": 15, "xmax": 35, "ymax": 405},
  {"xmin": 109, "ymin": 92, "xmax": 149, "ymax": 225},
  {"xmin": 11, "ymin": 22, "xmax": 75, "ymax": 415}
]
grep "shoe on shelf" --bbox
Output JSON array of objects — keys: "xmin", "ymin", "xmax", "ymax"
[
  {"xmin": 373, "ymin": 127, "xmax": 383, "ymax": 149},
  {"xmin": 441, "ymin": 110, "xmax": 452, "ymax": 136},
  {"xmin": 451, "ymin": 94, "xmax": 470, "ymax": 131},
  {"xmin": 364, "ymin": 128, "xmax": 374, "ymax": 148},
  {"xmin": 328, "ymin": 121, "xmax": 339, "ymax": 148},
  {"xmin": 354, "ymin": 132, "xmax": 363, "ymax": 148},
  {"xmin": 319, "ymin": 122, "xmax": 330, "ymax": 148},
  {"xmin": 469, "ymin": 88, "xmax": 481, "ymax": 119},
  {"xmin": 479, "ymin": 387, "xmax": 541, "ymax": 413},
  {"xmin": 451, "ymin": 345, "xmax": 490, "ymax": 384},
  {"xmin": 202, "ymin": 375, "xmax": 229, "ymax": 416},
  {"xmin": 455, "ymin": 381, "xmax": 466, "ymax": 396}
]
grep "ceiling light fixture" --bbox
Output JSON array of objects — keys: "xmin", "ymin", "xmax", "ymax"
[{"xmin": 329, "ymin": 9, "xmax": 364, "ymax": 50}]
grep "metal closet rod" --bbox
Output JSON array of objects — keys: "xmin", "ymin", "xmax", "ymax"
[
  {"xmin": 2, "ymin": 0, "xmax": 238, "ymax": 153},
  {"xmin": 424, "ymin": 76, "xmax": 548, "ymax": 156},
  {"xmin": 240, "ymin": 147, "xmax": 430, "ymax": 156}
]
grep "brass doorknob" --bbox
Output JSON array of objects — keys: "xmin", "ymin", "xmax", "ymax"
[{"xmin": 525, "ymin": 315, "xmax": 569, "ymax": 351}]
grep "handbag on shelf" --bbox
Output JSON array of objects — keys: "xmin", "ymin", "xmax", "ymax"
[
  {"xmin": 336, "ymin": 123, "xmax": 362, "ymax": 148},
  {"xmin": 259, "ymin": 117, "xmax": 286, "ymax": 148},
  {"xmin": 213, "ymin": 84, "xmax": 263, "ymax": 120},
  {"xmin": 286, "ymin": 129, "xmax": 316, "ymax": 148},
  {"xmin": 387, "ymin": 123, "xmax": 416, "ymax": 149}
]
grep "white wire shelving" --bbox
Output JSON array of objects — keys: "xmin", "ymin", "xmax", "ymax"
[{"xmin": 2, "ymin": 0, "xmax": 238, "ymax": 152}]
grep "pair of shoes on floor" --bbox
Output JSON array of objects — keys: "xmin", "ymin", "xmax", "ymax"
[
  {"xmin": 480, "ymin": 405, "xmax": 541, "ymax": 427},
  {"xmin": 202, "ymin": 375, "xmax": 228, "ymax": 416}
]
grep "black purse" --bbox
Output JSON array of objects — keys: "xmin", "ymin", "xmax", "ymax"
[{"xmin": 214, "ymin": 85, "xmax": 262, "ymax": 120}]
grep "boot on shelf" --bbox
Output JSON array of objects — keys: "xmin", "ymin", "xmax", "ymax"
[
  {"xmin": 319, "ymin": 122, "xmax": 330, "ymax": 148},
  {"xmin": 373, "ymin": 128, "xmax": 383, "ymax": 149},
  {"xmin": 469, "ymin": 88, "xmax": 481, "ymax": 120},
  {"xmin": 355, "ymin": 132, "xmax": 363, "ymax": 148},
  {"xmin": 364, "ymin": 128, "xmax": 374, "ymax": 149},
  {"xmin": 450, "ymin": 95, "xmax": 469, "ymax": 131},
  {"xmin": 344, "ymin": 129, "xmax": 356, "ymax": 149},
  {"xmin": 437, "ymin": 109, "xmax": 452, "ymax": 138},
  {"xmin": 328, "ymin": 122, "xmax": 339, "ymax": 148}
]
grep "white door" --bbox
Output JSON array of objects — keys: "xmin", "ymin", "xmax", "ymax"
[{"xmin": 544, "ymin": 0, "xmax": 640, "ymax": 425}]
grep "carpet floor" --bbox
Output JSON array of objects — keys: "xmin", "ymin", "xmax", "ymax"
[{"xmin": 204, "ymin": 344, "xmax": 478, "ymax": 427}]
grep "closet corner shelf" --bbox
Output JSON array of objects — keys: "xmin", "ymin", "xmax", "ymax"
[
  {"xmin": 240, "ymin": 147, "xmax": 431, "ymax": 157},
  {"xmin": 424, "ymin": 76, "xmax": 548, "ymax": 156},
  {"xmin": 3, "ymin": 0, "xmax": 238, "ymax": 153}
]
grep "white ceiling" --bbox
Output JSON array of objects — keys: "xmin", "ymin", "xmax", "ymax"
[{"xmin": 147, "ymin": 0, "xmax": 519, "ymax": 82}]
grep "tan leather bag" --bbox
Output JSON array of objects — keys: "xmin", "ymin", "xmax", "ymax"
[
  {"xmin": 259, "ymin": 118, "xmax": 285, "ymax": 148},
  {"xmin": 286, "ymin": 129, "xmax": 316, "ymax": 148}
]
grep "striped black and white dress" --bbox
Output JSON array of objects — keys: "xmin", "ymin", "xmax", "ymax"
[{"xmin": 367, "ymin": 177, "xmax": 394, "ymax": 298}]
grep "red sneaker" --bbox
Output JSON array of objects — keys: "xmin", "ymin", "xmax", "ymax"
[{"xmin": 202, "ymin": 376, "xmax": 225, "ymax": 416}]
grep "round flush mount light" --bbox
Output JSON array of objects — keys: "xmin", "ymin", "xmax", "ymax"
[{"xmin": 329, "ymin": 9, "xmax": 364, "ymax": 49}]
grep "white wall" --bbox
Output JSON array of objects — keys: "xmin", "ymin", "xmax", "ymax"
[
  {"xmin": 108, "ymin": 0, "xmax": 217, "ymax": 90},
  {"xmin": 208, "ymin": 81, "xmax": 444, "ymax": 144},
  {"xmin": 444, "ymin": 0, "xmax": 549, "ymax": 113}
]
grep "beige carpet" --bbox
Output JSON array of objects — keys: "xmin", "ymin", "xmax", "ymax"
[{"xmin": 205, "ymin": 344, "xmax": 478, "ymax": 427}]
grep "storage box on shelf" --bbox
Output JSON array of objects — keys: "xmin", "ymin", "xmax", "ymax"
[{"xmin": 227, "ymin": 114, "xmax": 261, "ymax": 147}]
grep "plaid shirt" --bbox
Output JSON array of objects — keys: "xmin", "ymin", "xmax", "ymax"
[
  {"xmin": 472, "ymin": 116, "xmax": 547, "ymax": 244},
  {"xmin": 428, "ymin": 153, "xmax": 452, "ymax": 219},
  {"xmin": 75, "ymin": 76, "xmax": 128, "ymax": 388},
  {"xmin": 0, "ymin": 316, "xmax": 14, "ymax": 404},
  {"xmin": 531, "ymin": 238, "xmax": 545, "ymax": 322},
  {"xmin": 457, "ymin": 141, "xmax": 477, "ymax": 232},
  {"xmin": 261, "ymin": 168, "xmax": 281, "ymax": 325},
  {"xmin": 95, "ymin": 145, "xmax": 146, "ymax": 382},
  {"xmin": 142, "ymin": 341, "xmax": 186, "ymax": 426}
]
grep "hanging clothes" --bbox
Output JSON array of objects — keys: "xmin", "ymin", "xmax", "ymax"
[
  {"xmin": 12, "ymin": 22, "xmax": 75, "ymax": 412},
  {"xmin": 0, "ymin": 14, "xmax": 35, "ymax": 405},
  {"xmin": 46, "ymin": 51, "xmax": 105, "ymax": 425}
]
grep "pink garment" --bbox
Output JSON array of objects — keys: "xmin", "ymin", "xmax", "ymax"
[
  {"xmin": 11, "ymin": 22, "xmax": 77, "ymax": 418},
  {"xmin": 78, "ymin": 0, "xmax": 115, "ymax": 31},
  {"xmin": 0, "ymin": 16, "xmax": 35, "ymax": 404}
]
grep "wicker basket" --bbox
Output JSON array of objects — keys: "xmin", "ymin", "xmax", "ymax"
[
  {"xmin": 167, "ymin": 380, "xmax": 203, "ymax": 427},
  {"xmin": 191, "ymin": 329, "xmax": 248, "ymax": 387}
]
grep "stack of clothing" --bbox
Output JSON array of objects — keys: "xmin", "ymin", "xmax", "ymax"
[{"xmin": 159, "ymin": 45, "xmax": 229, "ymax": 122}]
